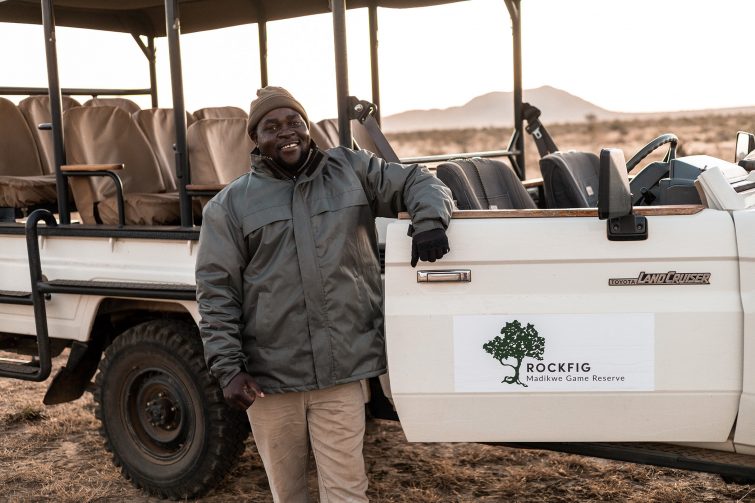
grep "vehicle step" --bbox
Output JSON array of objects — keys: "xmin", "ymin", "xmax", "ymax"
[
  {"xmin": 0, "ymin": 359, "xmax": 40, "ymax": 376},
  {"xmin": 38, "ymin": 279, "xmax": 196, "ymax": 300},
  {"xmin": 604, "ymin": 442, "xmax": 755, "ymax": 469},
  {"xmin": 516, "ymin": 441, "xmax": 755, "ymax": 478},
  {"xmin": 0, "ymin": 290, "xmax": 33, "ymax": 305}
]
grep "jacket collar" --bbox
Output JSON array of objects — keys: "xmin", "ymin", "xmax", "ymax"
[{"xmin": 251, "ymin": 139, "xmax": 326, "ymax": 181}]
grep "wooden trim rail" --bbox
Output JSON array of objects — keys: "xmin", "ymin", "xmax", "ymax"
[
  {"xmin": 186, "ymin": 183, "xmax": 225, "ymax": 192},
  {"xmin": 61, "ymin": 163, "xmax": 124, "ymax": 172},
  {"xmin": 522, "ymin": 177, "xmax": 543, "ymax": 189},
  {"xmin": 398, "ymin": 205, "xmax": 705, "ymax": 220}
]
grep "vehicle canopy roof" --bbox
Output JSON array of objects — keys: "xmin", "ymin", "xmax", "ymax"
[{"xmin": 0, "ymin": 0, "xmax": 465, "ymax": 36}]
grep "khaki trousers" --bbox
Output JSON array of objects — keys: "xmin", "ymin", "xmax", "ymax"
[{"xmin": 247, "ymin": 381, "xmax": 368, "ymax": 503}]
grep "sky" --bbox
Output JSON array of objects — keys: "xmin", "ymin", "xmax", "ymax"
[{"xmin": 1, "ymin": 0, "xmax": 754, "ymax": 121}]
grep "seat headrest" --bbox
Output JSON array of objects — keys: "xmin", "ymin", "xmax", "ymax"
[
  {"xmin": 437, "ymin": 157, "xmax": 535, "ymax": 210},
  {"xmin": 192, "ymin": 106, "xmax": 247, "ymax": 121},
  {"xmin": 18, "ymin": 95, "xmax": 82, "ymax": 174},
  {"xmin": 0, "ymin": 97, "xmax": 44, "ymax": 177},
  {"xmin": 539, "ymin": 151, "xmax": 600, "ymax": 208},
  {"xmin": 83, "ymin": 97, "xmax": 141, "ymax": 114},
  {"xmin": 64, "ymin": 106, "xmax": 164, "ymax": 196},
  {"xmin": 187, "ymin": 118, "xmax": 253, "ymax": 185}
]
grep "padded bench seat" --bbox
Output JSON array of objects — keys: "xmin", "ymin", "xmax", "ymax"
[
  {"xmin": 97, "ymin": 192, "xmax": 181, "ymax": 226},
  {"xmin": 0, "ymin": 174, "xmax": 57, "ymax": 208}
]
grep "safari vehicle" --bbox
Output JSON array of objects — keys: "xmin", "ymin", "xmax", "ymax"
[{"xmin": 2, "ymin": 0, "xmax": 755, "ymax": 499}]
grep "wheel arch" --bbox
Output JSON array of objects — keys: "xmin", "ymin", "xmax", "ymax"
[
  {"xmin": 44, "ymin": 297, "xmax": 200, "ymax": 405},
  {"xmin": 92, "ymin": 297, "xmax": 199, "ymax": 344}
]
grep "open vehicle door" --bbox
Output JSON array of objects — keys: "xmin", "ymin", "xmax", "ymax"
[{"xmin": 387, "ymin": 200, "xmax": 740, "ymax": 443}]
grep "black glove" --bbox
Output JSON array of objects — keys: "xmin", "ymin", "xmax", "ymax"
[{"xmin": 411, "ymin": 228, "xmax": 450, "ymax": 268}]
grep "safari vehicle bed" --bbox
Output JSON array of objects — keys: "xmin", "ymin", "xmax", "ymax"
[{"xmin": 2, "ymin": 0, "xmax": 755, "ymax": 499}]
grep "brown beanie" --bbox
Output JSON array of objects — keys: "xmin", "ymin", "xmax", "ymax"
[{"xmin": 247, "ymin": 86, "xmax": 309, "ymax": 138}]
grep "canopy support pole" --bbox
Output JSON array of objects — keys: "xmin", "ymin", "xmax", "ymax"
[
  {"xmin": 368, "ymin": 2, "xmax": 381, "ymax": 125},
  {"xmin": 132, "ymin": 34, "xmax": 159, "ymax": 107},
  {"xmin": 148, "ymin": 37, "xmax": 158, "ymax": 107},
  {"xmin": 165, "ymin": 0, "xmax": 192, "ymax": 227},
  {"xmin": 41, "ymin": 0, "xmax": 69, "ymax": 224},
  {"xmin": 332, "ymin": 0, "xmax": 352, "ymax": 147},
  {"xmin": 505, "ymin": 0, "xmax": 524, "ymax": 179},
  {"xmin": 258, "ymin": 20, "xmax": 268, "ymax": 87}
]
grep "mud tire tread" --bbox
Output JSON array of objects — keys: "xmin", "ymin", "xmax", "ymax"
[{"xmin": 93, "ymin": 319, "xmax": 249, "ymax": 499}]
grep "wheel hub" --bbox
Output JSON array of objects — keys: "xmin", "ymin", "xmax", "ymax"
[
  {"xmin": 130, "ymin": 372, "xmax": 187, "ymax": 451},
  {"xmin": 145, "ymin": 392, "xmax": 179, "ymax": 430}
]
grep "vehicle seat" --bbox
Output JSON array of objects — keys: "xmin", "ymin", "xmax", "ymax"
[
  {"xmin": 18, "ymin": 95, "xmax": 82, "ymax": 174},
  {"xmin": 0, "ymin": 97, "xmax": 57, "ymax": 209},
  {"xmin": 311, "ymin": 118, "xmax": 341, "ymax": 149},
  {"xmin": 133, "ymin": 108, "xmax": 196, "ymax": 192},
  {"xmin": 64, "ymin": 106, "xmax": 180, "ymax": 225},
  {"xmin": 351, "ymin": 120, "xmax": 383, "ymax": 155},
  {"xmin": 83, "ymin": 97, "xmax": 141, "ymax": 115},
  {"xmin": 192, "ymin": 106, "xmax": 247, "ymax": 120},
  {"xmin": 310, "ymin": 118, "xmax": 395, "ymax": 160},
  {"xmin": 539, "ymin": 151, "xmax": 600, "ymax": 208},
  {"xmin": 187, "ymin": 117, "xmax": 253, "ymax": 186},
  {"xmin": 436, "ymin": 157, "xmax": 536, "ymax": 210}
]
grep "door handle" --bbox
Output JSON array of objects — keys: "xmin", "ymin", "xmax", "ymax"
[{"xmin": 416, "ymin": 269, "xmax": 471, "ymax": 283}]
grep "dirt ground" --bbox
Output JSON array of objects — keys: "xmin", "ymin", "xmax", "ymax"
[{"xmin": 1, "ymin": 353, "xmax": 754, "ymax": 503}]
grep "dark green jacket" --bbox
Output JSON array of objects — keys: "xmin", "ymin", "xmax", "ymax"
[{"xmin": 195, "ymin": 146, "xmax": 453, "ymax": 393}]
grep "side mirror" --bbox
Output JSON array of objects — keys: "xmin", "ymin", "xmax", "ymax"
[
  {"xmin": 735, "ymin": 131, "xmax": 755, "ymax": 163},
  {"xmin": 598, "ymin": 148, "xmax": 647, "ymax": 241}
]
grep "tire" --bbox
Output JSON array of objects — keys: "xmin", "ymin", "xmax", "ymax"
[
  {"xmin": 93, "ymin": 319, "xmax": 249, "ymax": 499},
  {"xmin": 721, "ymin": 474, "xmax": 755, "ymax": 485}
]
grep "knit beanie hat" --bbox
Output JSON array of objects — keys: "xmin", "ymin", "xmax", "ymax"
[{"xmin": 247, "ymin": 86, "xmax": 309, "ymax": 138}]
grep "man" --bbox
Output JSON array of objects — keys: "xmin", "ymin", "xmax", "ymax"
[{"xmin": 195, "ymin": 86, "xmax": 453, "ymax": 503}]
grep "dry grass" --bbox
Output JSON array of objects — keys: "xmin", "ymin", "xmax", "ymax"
[
  {"xmin": 386, "ymin": 112, "xmax": 755, "ymax": 180},
  {"xmin": 4, "ymin": 114, "xmax": 755, "ymax": 501},
  {"xmin": 1, "ymin": 351, "xmax": 755, "ymax": 502}
]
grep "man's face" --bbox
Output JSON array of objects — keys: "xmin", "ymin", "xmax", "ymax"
[{"xmin": 252, "ymin": 108, "xmax": 310, "ymax": 170}]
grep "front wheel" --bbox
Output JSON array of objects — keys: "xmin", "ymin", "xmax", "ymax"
[{"xmin": 94, "ymin": 319, "xmax": 249, "ymax": 499}]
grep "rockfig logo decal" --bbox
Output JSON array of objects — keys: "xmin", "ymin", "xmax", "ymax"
[
  {"xmin": 482, "ymin": 320, "xmax": 544, "ymax": 387},
  {"xmin": 608, "ymin": 271, "xmax": 710, "ymax": 286}
]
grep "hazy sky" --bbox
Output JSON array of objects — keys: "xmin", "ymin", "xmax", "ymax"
[{"xmin": 1, "ymin": 0, "xmax": 754, "ymax": 121}]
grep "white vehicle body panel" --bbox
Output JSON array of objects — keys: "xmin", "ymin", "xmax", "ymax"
[
  {"xmin": 385, "ymin": 209, "xmax": 743, "ymax": 443},
  {"xmin": 734, "ymin": 210, "xmax": 755, "ymax": 452},
  {"xmin": 0, "ymin": 234, "xmax": 199, "ymax": 341}
]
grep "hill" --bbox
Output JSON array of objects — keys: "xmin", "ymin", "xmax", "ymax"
[{"xmin": 381, "ymin": 85, "xmax": 755, "ymax": 133}]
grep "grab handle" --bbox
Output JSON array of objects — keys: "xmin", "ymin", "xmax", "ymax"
[{"xmin": 417, "ymin": 269, "xmax": 471, "ymax": 283}]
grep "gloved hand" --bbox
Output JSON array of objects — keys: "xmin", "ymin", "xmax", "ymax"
[{"xmin": 411, "ymin": 228, "xmax": 450, "ymax": 267}]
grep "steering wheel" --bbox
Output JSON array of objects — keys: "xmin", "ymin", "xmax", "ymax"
[
  {"xmin": 627, "ymin": 133, "xmax": 679, "ymax": 205},
  {"xmin": 625, "ymin": 133, "xmax": 678, "ymax": 172}
]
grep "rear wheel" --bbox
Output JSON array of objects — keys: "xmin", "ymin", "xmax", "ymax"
[{"xmin": 94, "ymin": 319, "xmax": 249, "ymax": 499}]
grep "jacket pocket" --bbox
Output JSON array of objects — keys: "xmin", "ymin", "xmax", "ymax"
[
  {"xmin": 310, "ymin": 188, "xmax": 368, "ymax": 217},
  {"xmin": 242, "ymin": 205, "xmax": 292, "ymax": 236}
]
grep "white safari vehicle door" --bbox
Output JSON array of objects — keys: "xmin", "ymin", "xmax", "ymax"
[{"xmin": 384, "ymin": 206, "xmax": 741, "ymax": 443}]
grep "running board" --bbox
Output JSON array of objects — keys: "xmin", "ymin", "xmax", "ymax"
[
  {"xmin": 0, "ymin": 290, "xmax": 33, "ymax": 305},
  {"xmin": 38, "ymin": 279, "xmax": 196, "ymax": 300},
  {"xmin": 504, "ymin": 442, "xmax": 755, "ymax": 481},
  {"xmin": 0, "ymin": 358, "xmax": 41, "ymax": 376}
]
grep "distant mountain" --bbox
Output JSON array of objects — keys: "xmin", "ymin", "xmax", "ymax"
[{"xmin": 380, "ymin": 85, "xmax": 755, "ymax": 133}]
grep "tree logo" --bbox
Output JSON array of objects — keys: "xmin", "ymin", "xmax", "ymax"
[{"xmin": 483, "ymin": 320, "xmax": 545, "ymax": 387}]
